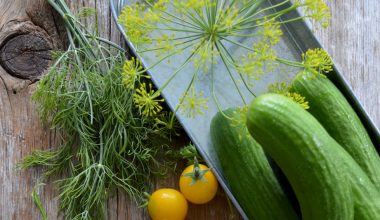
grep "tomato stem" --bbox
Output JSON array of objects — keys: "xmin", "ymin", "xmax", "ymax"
[{"xmin": 182, "ymin": 157, "xmax": 210, "ymax": 185}]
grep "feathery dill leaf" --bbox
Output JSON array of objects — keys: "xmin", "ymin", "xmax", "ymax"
[{"xmin": 19, "ymin": 0, "xmax": 177, "ymax": 219}]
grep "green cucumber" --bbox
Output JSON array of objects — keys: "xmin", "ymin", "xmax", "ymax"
[
  {"xmin": 291, "ymin": 72, "xmax": 380, "ymax": 189},
  {"xmin": 246, "ymin": 94, "xmax": 353, "ymax": 220},
  {"xmin": 335, "ymin": 146, "xmax": 380, "ymax": 220},
  {"xmin": 210, "ymin": 108, "xmax": 298, "ymax": 220}
]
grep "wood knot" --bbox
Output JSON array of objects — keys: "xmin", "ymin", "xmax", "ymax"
[{"xmin": 0, "ymin": 32, "xmax": 52, "ymax": 80}]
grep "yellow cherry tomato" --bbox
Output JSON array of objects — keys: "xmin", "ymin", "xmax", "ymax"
[
  {"xmin": 148, "ymin": 188, "xmax": 188, "ymax": 220},
  {"xmin": 179, "ymin": 163, "xmax": 218, "ymax": 204}
]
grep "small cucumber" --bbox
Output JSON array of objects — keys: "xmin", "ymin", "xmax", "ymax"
[
  {"xmin": 246, "ymin": 94, "xmax": 353, "ymax": 220},
  {"xmin": 291, "ymin": 72, "xmax": 380, "ymax": 189},
  {"xmin": 210, "ymin": 108, "xmax": 298, "ymax": 220}
]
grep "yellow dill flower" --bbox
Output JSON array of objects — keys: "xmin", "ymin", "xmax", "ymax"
[
  {"xmin": 231, "ymin": 105, "xmax": 248, "ymax": 126},
  {"xmin": 230, "ymin": 105, "xmax": 251, "ymax": 140},
  {"xmin": 121, "ymin": 58, "xmax": 149, "ymax": 89},
  {"xmin": 181, "ymin": 86, "xmax": 208, "ymax": 118},
  {"xmin": 254, "ymin": 42, "xmax": 277, "ymax": 61},
  {"xmin": 219, "ymin": 6, "xmax": 240, "ymax": 33},
  {"xmin": 193, "ymin": 42, "xmax": 219, "ymax": 72},
  {"xmin": 133, "ymin": 83, "xmax": 164, "ymax": 117},
  {"xmin": 267, "ymin": 82, "xmax": 309, "ymax": 109},
  {"xmin": 302, "ymin": 48, "xmax": 333, "ymax": 76},
  {"xmin": 301, "ymin": 0, "xmax": 331, "ymax": 28},
  {"xmin": 153, "ymin": 0, "xmax": 169, "ymax": 11},
  {"xmin": 155, "ymin": 34, "xmax": 175, "ymax": 55},
  {"xmin": 286, "ymin": 92, "xmax": 310, "ymax": 109},
  {"xmin": 267, "ymin": 82, "xmax": 289, "ymax": 94},
  {"xmin": 238, "ymin": 42, "xmax": 277, "ymax": 80},
  {"xmin": 118, "ymin": 4, "xmax": 149, "ymax": 46},
  {"xmin": 258, "ymin": 18, "xmax": 283, "ymax": 45},
  {"xmin": 118, "ymin": 2, "xmax": 166, "ymax": 47}
]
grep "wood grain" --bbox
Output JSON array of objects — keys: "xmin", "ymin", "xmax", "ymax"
[
  {"xmin": 0, "ymin": 1, "xmax": 61, "ymax": 219},
  {"xmin": 0, "ymin": 0, "xmax": 378, "ymax": 220},
  {"xmin": 314, "ymin": 0, "xmax": 380, "ymax": 128}
]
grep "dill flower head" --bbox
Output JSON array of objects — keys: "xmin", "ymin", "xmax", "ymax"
[
  {"xmin": 133, "ymin": 83, "xmax": 164, "ymax": 117},
  {"xmin": 118, "ymin": 1, "xmax": 166, "ymax": 46},
  {"xmin": 122, "ymin": 57, "xmax": 148, "ymax": 89},
  {"xmin": 286, "ymin": 92, "xmax": 310, "ymax": 109},
  {"xmin": 229, "ymin": 106, "xmax": 254, "ymax": 141},
  {"xmin": 238, "ymin": 42, "xmax": 277, "ymax": 81},
  {"xmin": 193, "ymin": 42, "xmax": 219, "ymax": 71},
  {"xmin": 268, "ymin": 82, "xmax": 309, "ymax": 109},
  {"xmin": 180, "ymin": 86, "xmax": 208, "ymax": 118},
  {"xmin": 218, "ymin": 5, "xmax": 240, "ymax": 32},
  {"xmin": 258, "ymin": 18, "xmax": 283, "ymax": 45},
  {"xmin": 118, "ymin": 4, "xmax": 150, "ymax": 46},
  {"xmin": 268, "ymin": 82, "xmax": 289, "ymax": 94},
  {"xmin": 153, "ymin": 0, "xmax": 169, "ymax": 11},
  {"xmin": 155, "ymin": 34, "xmax": 175, "ymax": 55},
  {"xmin": 302, "ymin": 48, "xmax": 333, "ymax": 75},
  {"xmin": 296, "ymin": 0, "xmax": 331, "ymax": 28}
]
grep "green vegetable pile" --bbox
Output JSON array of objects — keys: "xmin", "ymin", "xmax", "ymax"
[
  {"xmin": 18, "ymin": 0, "xmax": 178, "ymax": 219},
  {"xmin": 211, "ymin": 70, "xmax": 380, "ymax": 220}
]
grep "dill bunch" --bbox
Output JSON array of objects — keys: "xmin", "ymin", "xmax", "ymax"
[
  {"xmin": 118, "ymin": 0, "xmax": 333, "ymax": 123},
  {"xmin": 18, "ymin": 0, "xmax": 176, "ymax": 219}
]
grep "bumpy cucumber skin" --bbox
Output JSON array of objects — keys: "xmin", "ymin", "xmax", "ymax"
[
  {"xmin": 246, "ymin": 94, "xmax": 353, "ymax": 220},
  {"xmin": 291, "ymin": 72, "xmax": 380, "ymax": 189},
  {"xmin": 338, "ymin": 148, "xmax": 380, "ymax": 220},
  {"xmin": 210, "ymin": 108, "xmax": 298, "ymax": 220}
]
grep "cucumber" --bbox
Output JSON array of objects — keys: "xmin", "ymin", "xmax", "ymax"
[
  {"xmin": 291, "ymin": 72, "xmax": 380, "ymax": 189},
  {"xmin": 246, "ymin": 94, "xmax": 353, "ymax": 220},
  {"xmin": 210, "ymin": 108, "xmax": 298, "ymax": 220},
  {"xmin": 335, "ymin": 146, "xmax": 380, "ymax": 220}
]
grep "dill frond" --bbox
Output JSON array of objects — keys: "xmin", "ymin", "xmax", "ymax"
[{"xmin": 20, "ymin": 1, "xmax": 179, "ymax": 219}]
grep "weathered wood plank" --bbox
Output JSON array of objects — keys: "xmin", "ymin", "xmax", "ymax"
[
  {"xmin": 314, "ymin": 0, "xmax": 380, "ymax": 128},
  {"xmin": 0, "ymin": 1, "xmax": 61, "ymax": 219}
]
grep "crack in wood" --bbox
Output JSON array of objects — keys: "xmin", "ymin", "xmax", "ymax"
[{"xmin": 0, "ymin": 32, "xmax": 52, "ymax": 80}]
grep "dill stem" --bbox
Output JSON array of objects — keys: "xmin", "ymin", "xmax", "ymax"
[
  {"xmin": 210, "ymin": 53, "xmax": 234, "ymax": 121},
  {"xmin": 237, "ymin": 0, "xmax": 289, "ymax": 26},
  {"xmin": 136, "ymin": 43, "xmax": 195, "ymax": 74},
  {"xmin": 154, "ymin": 45, "xmax": 201, "ymax": 96},
  {"xmin": 215, "ymin": 42, "xmax": 247, "ymax": 105},
  {"xmin": 279, "ymin": 16, "xmax": 306, "ymax": 25},
  {"xmin": 142, "ymin": 0, "xmax": 203, "ymax": 30},
  {"xmin": 238, "ymin": 0, "xmax": 266, "ymax": 22},
  {"xmin": 275, "ymin": 57, "xmax": 304, "ymax": 67},
  {"xmin": 220, "ymin": 36, "xmax": 254, "ymax": 52},
  {"xmin": 160, "ymin": 15, "xmax": 203, "ymax": 31},
  {"xmin": 168, "ymin": 70, "xmax": 199, "ymax": 127},
  {"xmin": 217, "ymin": 40, "xmax": 257, "ymax": 97},
  {"xmin": 183, "ymin": 9, "xmax": 209, "ymax": 31}
]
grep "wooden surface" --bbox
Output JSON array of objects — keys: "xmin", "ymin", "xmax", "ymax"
[
  {"xmin": 0, "ymin": 0, "xmax": 379, "ymax": 220},
  {"xmin": 314, "ymin": 0, "xmax": 380, "ymax": 126}
]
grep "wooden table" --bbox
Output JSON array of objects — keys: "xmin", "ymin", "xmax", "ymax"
[{"xmin": 0, "ymin": 1, "xmax": 378, "ymax": 219}]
